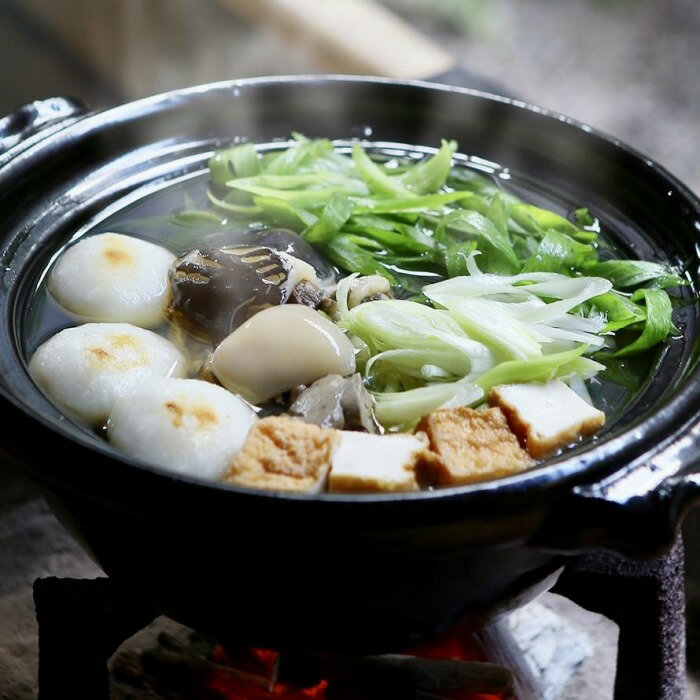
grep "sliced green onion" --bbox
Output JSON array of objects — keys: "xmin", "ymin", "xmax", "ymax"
[
  {"xmin": 230, "ymin": 142, "xmax": 261, "ymax": 178},
  {"xmin": 304, "ymin": 193, "xmax": 355, "ymax": 244},
  {"xmin": 475, "ymin": 345, "xmax": 589, "ymax": 394},
  {"xmin": 607, "ymin": 288, "xmax": 674, "ymax": 357},
  {"xmin": 522, "ymin": 230, "xmax": 596, "ymax": 274},
  {"xmin": 401, "ymin": 139, "xmax": 456, "ymax": 194},
  {"xmin": 226, "ymin": 172, "xmax": 341, "ymax": 190},
  {"xmin": 354, "ymin": 191, "xmax": 478, "ymax": 214},
  {"xmin": 352, "ymin": 144, "xmax": 415, "ymax": 198},
  {"xmin": 435, "ymin": 209, "xmax": 518, "ymax": 272},
  {"xmin": 171, "ymin": 210, "xmax": 224, "ymax": 226},
  {"xmin": 252, "ymin": 196, "xmax": 317, "ymax": 231},
  {"xmin": 509, "ymin": 203, "xmax": 581, "ymax": 237},
  {"xmin": 207, "ymin": 190, "xmax": 262, "ymax": 215},
  {"xmin": 374, "ymin": 379, "xmax": 483, "ymax": 430},
  {"xmin": 322, "ymin": 237, "xmax": 396, "ymax": 282},
  {"xmin": 590, "ymin": 291, "xmax": 646, "ymax": 332},
  {"xmin": 586, "ymin": 259, "xmax": 685, "ymax": 289}
]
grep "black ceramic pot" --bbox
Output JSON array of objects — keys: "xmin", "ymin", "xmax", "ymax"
[{"xmin": 1, "ymin": 77, "xmax": 699, "ymax": 652}]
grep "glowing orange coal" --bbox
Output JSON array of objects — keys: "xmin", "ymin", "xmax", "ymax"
[{"xmin": 198, "ymin": 622, "xmax": 510, "ymax": 700}]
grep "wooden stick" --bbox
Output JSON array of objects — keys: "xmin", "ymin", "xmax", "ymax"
[
  {"xmin": 278, "ymin": 651, "xmax": 514, "ymax": 696},
  {"xmin": 141, "ymin": 647, "xmax": 272, "ymax": 692},
  {"xmin": 216, "ymin": 0, "xmax": 454, "ymax": 79}
]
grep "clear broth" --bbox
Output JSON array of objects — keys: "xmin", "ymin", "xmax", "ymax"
[{"xmin": 22, "ymin": 143, "xmax": 653, "ymax": 438}]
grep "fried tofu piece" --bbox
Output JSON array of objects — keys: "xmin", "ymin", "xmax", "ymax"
[
  {"xmin": 327, "ymin": 431, "xmax": 436, "ymax": 493},
  {"xmin": 416, "ymin": 406, "xmax": 534, "ymax": 486},
  {"xmin": 223, "ymin": 416, "xmax": 337, "ymax": 492},
  {"xmin": 489, "ymin": 380, "xmax": 605, "ymax": 459}
]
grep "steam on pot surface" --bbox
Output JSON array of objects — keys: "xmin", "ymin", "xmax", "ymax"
[{"xmin": 24, "ymin": 137, "xmax": 687, "ymax": 492}]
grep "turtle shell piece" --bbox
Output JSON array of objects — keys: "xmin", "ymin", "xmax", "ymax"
[{"xmin": 168, "ymin": 245, "xmax": 292, "ymax": 343}]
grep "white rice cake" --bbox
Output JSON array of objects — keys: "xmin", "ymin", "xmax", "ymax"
[
  {"xmin": 490, "ymin": 380, "xmax": 605, "ymax": 458},
  {"xmin": 29, "ymin": 322, "xmax": 185, "ymax": 425},
  {"xmin": 49, "ymin": 232, "xmax": 174, "ymax": 327},
  {"xmin": 107, "ymin": 378, "xmax": 258, "ymax": 480}
]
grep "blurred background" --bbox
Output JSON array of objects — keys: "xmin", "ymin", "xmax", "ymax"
[
  {"xmin": 5, "ymin": 0, "xmax": 700, "ymax": 544},
  {"xmin": 0, "ymin": 0, "xmax": 699, "ymax": 695},
  {"xmin": 1, "ymin": 0, "xmax": 699, "ymax": 191}
]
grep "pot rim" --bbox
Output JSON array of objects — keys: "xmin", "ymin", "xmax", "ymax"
[{"xmin": 2, "ymin": 73, "xmax": 700, "ymax": 505}]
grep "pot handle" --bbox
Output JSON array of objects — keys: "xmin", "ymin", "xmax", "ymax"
[
  {"xmin": 531, "ymin": 428, "xmax": 700, "ymax": 558},
  {"xmin": 0, "ymin": 96, "xmax": 86, "ymax": 153}
]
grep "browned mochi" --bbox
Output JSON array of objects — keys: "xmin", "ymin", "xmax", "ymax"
[
  {"xmin": 84, "ymin": 332, "xmax": 148, "ymax": 371},
  {"xmin": 102, "ymin": 239, "xmax": 134, "ymax": 266},
  {"xmin": 223, "ymin": 416, "xmax": 337, "ymax": 492},
  {"xmin": 416, "ymin": 406, "xmax": 534, "ymax": 486}
]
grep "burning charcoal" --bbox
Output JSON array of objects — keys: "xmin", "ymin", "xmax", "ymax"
[
  {"xmin": 277, "ymin": 652, "xmax": 514, "ymax": 698},
  {"xmin": 187, "ymin": 630, "xmax": 220, "ymax": 658},
  {"xmin": 110, "ymin": 651, "xmax": 150, "ymax": 690},
  {"xmin": 157, "ymin": 631, "xmax": 187, "ymax": 653},
  {"xmin": 141, "ymin": 647, "xmax": 271, "ymax": 698}
]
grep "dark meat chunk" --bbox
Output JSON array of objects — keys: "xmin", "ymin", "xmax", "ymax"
[
  {"xmin": 318, "ymin": 296, "xmax": 340, "ymax": 322},
  {"xmin": 340, "ymin": 373, "xmax": 379, "ymax": 432},
  {"xmin": 313, "ymin": 275, "xmax": 394, "ymax": 322},
  {"xmin": 289, "ymin": 373, "xmax": 379, "ymax": 433},
  {"xmin": 168, "ymin": 245, "xmax": 291, "ymax": 343},
  {"xmin": 199, "ymin": 228, "xmax": 334, "ymax": 283},
  {"xmin": 291, "ymin": 375, "xmax": 345, "ymax": 428},
  {"xmin": 289, "ymin": 280, "xmax": 324, "ymax": 308}
]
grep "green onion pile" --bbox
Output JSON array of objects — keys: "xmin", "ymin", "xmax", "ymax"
[{"xmin": 193, "ymin": 136, "xmax": 685, "ymax": 428}]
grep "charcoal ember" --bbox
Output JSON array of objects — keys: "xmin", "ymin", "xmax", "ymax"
[{"xmin": 277, "ymin": 652, "xmax": 514, "ymax": 698}]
